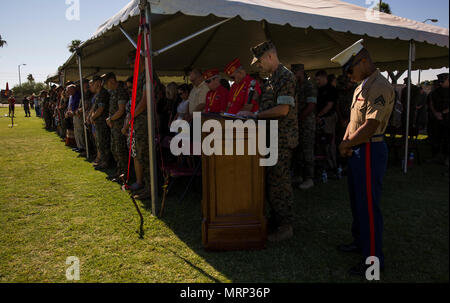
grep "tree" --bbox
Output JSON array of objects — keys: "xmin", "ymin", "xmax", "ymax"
[
  {"xmin": 388, "ymin": 70, "xmax": 406, "ymax": 85},
  {"xmin": 0, "ymin": 34, "xmax": 7, "ymax": 48},
  {"xmin": 27, "ymin": 74, "xmax": 35, "ymax": 83},
  {"xmin": 68, "ymin": 39, "xmax": 82, "ymax": 53},
  {"xmin": 12, "ymin": 82, "xmax": 46, "ymax": 97},
  {"xmin": 375, "ymin": 1, "xmax": 392, "ymax": 14}
]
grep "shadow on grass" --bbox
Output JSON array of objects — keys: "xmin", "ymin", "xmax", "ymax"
[{"xmin": 152, "ymin": 139, "xmax": 449, "ymax": 283}]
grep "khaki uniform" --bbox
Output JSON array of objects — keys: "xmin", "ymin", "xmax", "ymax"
[
  {"xmin": 188, "ymin": 81, "xmax": 209, "ymax": 114},
  {"xmin": 347, "ymin": 69, "xmax": 394, "ymax": 267},
  {"xmin": 259, "ymin": 64, "xmax": 298, "ymax": 226},
  {"xmin": 348, "ymin": 69, "xmax": 395, "ymax": 137}
]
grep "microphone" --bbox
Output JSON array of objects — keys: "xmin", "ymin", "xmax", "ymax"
[{"xmin": 247, "ymin": 80, "xmax": 256, "ymax": 104}]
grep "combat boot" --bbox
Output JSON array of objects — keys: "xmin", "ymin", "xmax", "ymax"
[{"xmin": 268, "ymin": 224, "xmax": 293, "ymax": 242}]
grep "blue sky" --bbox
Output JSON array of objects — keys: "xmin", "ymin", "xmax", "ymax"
[{"xmin": 0, "ymin": 0, "xmax": 448, "ymax": 88}]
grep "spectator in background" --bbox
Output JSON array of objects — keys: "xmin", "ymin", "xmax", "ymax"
[
  {"xmin": 174, "ymin": 84, "xmax": 191, "ymax": 121},
  {"xmin": 23, "ymin": 95, "xmax": 31, "ymax": 117},
  {"xmin": 70, "ymin": 84, "xmax": 86, "ymax": 154},
  {"xmin": 8, "ymin": 94, "xmax": 16, "ymax": 117},
  {"xmin": 63, "ymin": 86, "xmax": 77, "ymax": 147},
  {"xmin": 187, "ymin": 68, "xmax": 209, "ymax": 121},
  {"xmin": 400, "ymin": 77, "xmax": 421, "ymax": 133},
  {"xmin": 56, "ymin": 87, "xmax": 66, "ymax": 139},
  {"xmin": 315, "ymin": 69, "xmax": 338, "ymax": 171},
  {"xmin": 415, "ymin": 86, "xmax": 428, "ymax": 132},
  {"xmin": 336, "ymin": 75, "xmax": 355, "ymax": 174},
  {"xmin": 122, "ymin": 75, "xmax": 144, "ymax": 192},
  {"xmin": 327, "ymin": 74, "xmax": 337, "ymax": 88},
  {"xmin": 165, "ymin": 82, "xmax": 180, "ymax": 130}
]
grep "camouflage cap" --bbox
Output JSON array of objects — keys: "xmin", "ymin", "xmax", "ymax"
[
  {"xmin": 92, "ymin": 75, "xmax": 102, "ymax": 82},
  {"xmin": 250, "ymin": 41, "xmax": 276, "ymax": 65},
  {"xmin": 437, "ymin": 72, "xmax": 449, "ymax": 81},
  {"xmin": 101, "ymin": 72, "xmax": 116, "ymax": 82}
]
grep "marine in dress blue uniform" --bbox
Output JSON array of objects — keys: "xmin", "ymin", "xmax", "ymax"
[{"xmin": 331, "ymin": 39, "xmax": 395, "ymax": 276}]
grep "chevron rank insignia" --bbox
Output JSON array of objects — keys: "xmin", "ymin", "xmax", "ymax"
[{"xmin": 374, "ymin": 95, "xmax": 385, "ymax": 106}]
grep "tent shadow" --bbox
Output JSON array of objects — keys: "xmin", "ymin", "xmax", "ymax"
[{"xmin": 156, "ymin": 177, "xmax": 357, "ymax": 283}]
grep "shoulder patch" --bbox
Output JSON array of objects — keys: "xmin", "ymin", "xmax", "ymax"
[{"xmin": 374, "ymin": 95, "xmax": 385, "ymax": 107}]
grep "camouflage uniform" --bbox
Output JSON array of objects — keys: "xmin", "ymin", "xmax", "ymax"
[
  {"xmin": 93, "ymin": 87, "xmax": 111, "ymax": 163},
  {"xmin": 296, "ymin": 78, "xmax": 317, "ymax": 179},
  {"xmin": 259, "ymin": 64, "xmax": 298, "ymax": 226},
  {"xmin": 133, "ymin": 72, "xmax": 150, "ymax": 186},
  {"xmin": 109, "ymin": 85, "xmax": 129, "ymax": 174}
]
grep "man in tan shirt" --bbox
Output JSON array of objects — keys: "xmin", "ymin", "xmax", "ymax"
[
  {"xmin": 331, "ymin": 39, "xmax": 394, "ymax": 277},
  {"xmin": 187, "ymin": 68, "xmax": 209, "ymax": 118}
]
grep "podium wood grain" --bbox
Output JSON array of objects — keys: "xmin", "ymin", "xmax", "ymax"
[{"xmin": 201, "ymin": 113, "xmax": 267, "ymax": 250}]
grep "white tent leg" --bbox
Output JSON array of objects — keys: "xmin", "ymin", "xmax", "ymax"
[
  {"xmin": 143, "ymin": 1, "xmax": 158, "ymax": 215},
  {"xmin": 77, "ymin": 54, "xmax": 89, "ymax": 160},
  {"xmin": 403, "ymin": 40, "xmax": 413, "ymax": 174}
]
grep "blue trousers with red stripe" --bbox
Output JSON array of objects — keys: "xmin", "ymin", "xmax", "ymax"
[{"xmin": 348, "ymin": 140, "xmax": 387, "ymax": 267}]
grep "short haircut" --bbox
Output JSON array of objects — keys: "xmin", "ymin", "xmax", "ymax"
[
  {"xmin": 126, "ymin": 76, "xmax": 133, "ymax": 84},
  {"xmin": 178, "ymin": 83, "xmax": 190, "ymax": 93},
  {"xmin": 191, "ymin": 68, "xmax": 202, "ymax": 76}
]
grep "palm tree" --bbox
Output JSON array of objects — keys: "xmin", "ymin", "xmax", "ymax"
[
  {"xmin": 27, "ymin": 74, "xmax": 35, "ymax": 83},
  {"xmin": 376, "ymin": 1, "xmax": 392, "ymax": 14},
  {"xmin": 68, "ymin": 39, "xmax": 82, "ymax": 53},
  {"xmin": 0, "ymin": 34, "xmax": 7, "ymax": 48}
]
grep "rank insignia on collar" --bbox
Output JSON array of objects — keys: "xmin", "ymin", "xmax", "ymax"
[{"xmin": 374, "ymin": 95, "xmax": 385, "ymax": 106}]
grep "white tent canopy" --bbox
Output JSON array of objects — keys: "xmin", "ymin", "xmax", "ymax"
[{"xmin": 59, "ymin": 0, "xmax": 449, "ymax": 80}]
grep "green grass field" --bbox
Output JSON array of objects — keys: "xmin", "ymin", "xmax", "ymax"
[{"xmin": 0, "ymin": 108, "xmax": 448, "ymax": 283}]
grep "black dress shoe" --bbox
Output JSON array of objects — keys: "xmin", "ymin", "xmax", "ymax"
[
  {"xmin": 348, "ymin": 261, "xmax": 384, "ymax": 277},
  {"xmin": 337, "ymin": 242, "xmax": 362, "ymax": 254}
]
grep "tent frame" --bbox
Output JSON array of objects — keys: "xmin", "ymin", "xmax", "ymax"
[
  {"xmin": 73, "ymin": 1, "xmax": 430, "ymax": 206},
  {"xmin": 403, "ymin": 40, "xmax": 414, "ymax": 174},
  {"xmin": 77, "ymin": 53, "xmax": 90, "ymax": 160}
]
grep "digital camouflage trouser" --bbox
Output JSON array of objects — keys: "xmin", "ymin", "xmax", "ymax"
[
  {"xmin": 95, "ymin": 123, "xmax": 111, "ymax": 163},
  {"xmin": 267, "ymin": 146, "xmax": 294, "ymax": 226},
  {"xmin": 111, "ymin": 125, "xmax": 128, "ymax": 174},
  {"xmin": 297, "ymin": 114, "xmax": 316, "ymax": 179}
]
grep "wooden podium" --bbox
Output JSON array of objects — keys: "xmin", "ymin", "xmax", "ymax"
[{"xmin": 201, "ymin": 113, "xmax": 266, "ymax": 251}]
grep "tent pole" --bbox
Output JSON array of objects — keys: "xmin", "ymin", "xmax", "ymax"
[
  {"xmin": 153, "ymin": 18, "xmax": 232, "ymax": 56},
  {"xmin": 404, "ymin": 40, "xmax": 413, "ymax": 174},
  {"xmin": 143, "ymin": 1, "xmax": 158, "ymax": 215},
  {"xmin": 119, "ymin": 25, "xmax": 145, "ymax": 57},
  {"xmin": 77, "ymin": 53, "xmax": 90, "ymax": 160},
  {"xmin": 119, "ymin": 25, "xmax": 138, "ymax": 49}
]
